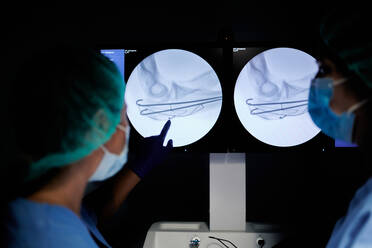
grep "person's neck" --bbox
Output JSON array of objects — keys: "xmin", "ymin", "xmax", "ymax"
[{"xmin": 27, "ymin": 150, "xmax": 102, "ymax": 216}]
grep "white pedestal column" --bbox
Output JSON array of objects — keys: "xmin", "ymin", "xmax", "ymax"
[{"xmin": 209, "ymin": 153, "xmax": 246, "ymax": 231}]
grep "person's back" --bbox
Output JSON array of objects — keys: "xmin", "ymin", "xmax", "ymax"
[{"xmin": 4, "ymin": 199, "xmax": 103, "ymax": 247}]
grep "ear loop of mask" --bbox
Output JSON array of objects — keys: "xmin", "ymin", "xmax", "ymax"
[
  {"xmin": 116, "ymin": 124, "xmax": 128, "ymax": 133},
  {"xmin": 331, "ymin": 78, "xmax": 370, "ymax": 114},
  {"xmin": 333, "ymin": 78, "xmax": 348, "ymax": 86},
  {"xmin": 347, "ymin": 99, "xmax": 369, "ymax": 114},
  {"xmin": 100, "ymin": 124, "xmax": 129, "ymax": 153},
  {"xmin": 100, "ymin": 144, "xmax": 109, "ymax": 154}
]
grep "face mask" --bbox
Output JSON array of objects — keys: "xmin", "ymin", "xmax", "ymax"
[
  {"xmin": 89, "ymin": 124, "xmax": 130, "ymax": 182},
  {"xmin": 308, "ymin": 77, "xmax": 368, "ymax": 143}
]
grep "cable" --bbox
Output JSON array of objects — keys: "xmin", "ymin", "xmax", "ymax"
[{"xmin": 209, "ymin": 236, "xmax": 238, "ymax": 248}]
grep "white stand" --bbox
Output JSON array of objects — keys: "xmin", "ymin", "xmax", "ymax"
[
  {"xmin": 210, "ymin": 153, "xmax": 246, "ymax": 231},
  {"xmin": 143, "ymin": 153, "xmax": 286, "ymax": 248}
]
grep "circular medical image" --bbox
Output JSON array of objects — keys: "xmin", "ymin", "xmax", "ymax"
[
  {"xmin": 125, "ymin": 49, "xmax": 223, "ymax": 147},
  {"xmin": 234, "ymin": 47, "xmax": 320, "ymax": 147}
]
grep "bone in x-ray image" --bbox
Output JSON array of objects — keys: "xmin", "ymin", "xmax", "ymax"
[
  {"xmin": 125, "ymin": 49, "xmax": 222, "ymax": 147},
  {"xmin": 234, "ymin": 47, "xmax": 320, "ymax": 147}
]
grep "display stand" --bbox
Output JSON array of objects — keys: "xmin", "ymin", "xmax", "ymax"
[{"xmin": 143, "ymin": 153, "xmax": 285, "ymax": 248}]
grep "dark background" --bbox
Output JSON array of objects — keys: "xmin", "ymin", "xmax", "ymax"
[{"xmin": 2, "ymin": 7, "xmax": 371, "ymax": 248}]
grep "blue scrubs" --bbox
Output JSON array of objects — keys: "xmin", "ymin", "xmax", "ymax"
[
  {"xmin": 3, "ymin": 198, "xmax": 111, "ymax": 248},
  {"xmin": 327, "ymin": 177, "xmax": 372, "ymax": 247}
]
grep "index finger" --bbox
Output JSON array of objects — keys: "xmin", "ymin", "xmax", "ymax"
[{"xmin": 159, "ymin": 119, "xmax": 171, "ymax": 139}]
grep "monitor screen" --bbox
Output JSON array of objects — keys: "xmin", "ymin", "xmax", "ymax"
[
  {"xmin": 100, "ymin": 46, "xmax": 334, "ymax": 153},
  {"xmin": 232, "ymin": 47, "xmax": 334, "ymax": 152},
  {"xmin": 101, "ymin": 49, "xmax": 125, "ymax": 78},
  {"xmin": 101, "ymin": 47, "xmax": 225, "ymax": 152}
]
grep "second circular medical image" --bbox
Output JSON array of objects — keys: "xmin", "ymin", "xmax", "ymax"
[{"xmin": 232, "ymin": 47, "xmax": 334, "ymax": 151}]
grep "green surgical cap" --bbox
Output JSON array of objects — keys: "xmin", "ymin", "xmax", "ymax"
[
  {"xmin": 9, "ymin": 45, "xmax": 125, "ymax": 182},
  {"xmin": 320, "ymin": 8, "xmax": 372, "ymax": 88}
]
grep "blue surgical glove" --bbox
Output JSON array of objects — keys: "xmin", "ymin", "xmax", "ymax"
[{"xmin": 129, "ymin": 120, "xmax": 173, "ymax": 179}]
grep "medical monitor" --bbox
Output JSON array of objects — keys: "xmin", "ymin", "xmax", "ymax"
[{"xmin": 100, "ymin": 46, "xmax": 336, "ymax": 153}]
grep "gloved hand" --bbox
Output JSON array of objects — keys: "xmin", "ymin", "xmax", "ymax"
[{"xmin": 129, "ymin": 120, "xmax": 173, "ymax": 179}]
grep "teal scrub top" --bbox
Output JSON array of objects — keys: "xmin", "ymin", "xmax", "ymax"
[
  {"xmin": 327, "ymin": 177, "xmax": 372, "ymax": 247},
  {"xmin": 3, "ymin": 198, "xmax": 111, "ymax": 248}
]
